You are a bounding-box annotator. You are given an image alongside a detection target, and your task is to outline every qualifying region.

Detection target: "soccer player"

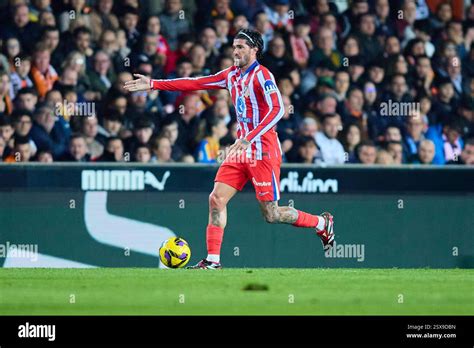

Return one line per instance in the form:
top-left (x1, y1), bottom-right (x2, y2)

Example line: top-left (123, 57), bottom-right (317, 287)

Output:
top-left (124, 29), bottom-right (335, 269)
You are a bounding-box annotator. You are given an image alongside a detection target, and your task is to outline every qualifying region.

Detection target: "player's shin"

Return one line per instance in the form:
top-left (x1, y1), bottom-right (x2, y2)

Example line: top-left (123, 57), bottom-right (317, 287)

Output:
top-left (206, 224), bottom-right (224, 263)
top-left (292, 210), bottom-right (325, 230)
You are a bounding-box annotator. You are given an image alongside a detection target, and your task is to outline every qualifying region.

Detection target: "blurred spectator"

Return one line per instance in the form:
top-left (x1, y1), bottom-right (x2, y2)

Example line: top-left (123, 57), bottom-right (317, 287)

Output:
top-left (253, 11), bottom-right (274, 51)
top-left (384, 125), bottom-right (403, 143)
top-left (58, 0), bottom-right (92, 34)
top-left (448, 138), bottom-right (474, 165)
top-left (213, 15), bottom-right (231, 49)
top-left (151, 135), bottom-right (173, 163)
top-left (29, 105), bottom-right (68, 159)
top-left (426, 118), bottom-right (464, 165)
top-left (375, 149), bottom-right (394, 165)
top-left (0, 71), bottom-right (13, 115)
top-left (277, 94), bottom-right (301, 143)
top-left (290, 16), bottom-right (312, 68)
top-left (261, 35), bottom-right (293, 80)
top-left (40, 26), bottom-right (62, 70)
top-left (386, 140), bottom-right (404, 164)
top-left (0, 114), bottom-right (14, 152)
top-left (36, 149), bottom-right (54, 163)
top-left (11, 109), bottom-right (36, 155)
top-left (89, 0), bottom-right (120, 42)
top-left (264, 0), bottom-right (293, 32)
top-left (159, 116), bottom-right (183, 161)
top-left (87, 50), bottom-right (116, 100)
top-left (29, 0), bottom-right (53, 23)
top-left (3, 136), bottom-right (32, 163)
top-left (412, 139), bottom-right (435, 165)
top-left (340, 123), bottom-right (361, 163)
top-left (316, 113), bottom-right (345, 165)
top-left (124, 117), bottom-right (155, 155)
top-left (0, 135), bottom-right (5, 161)
top-left (196, 116), bottom-right (228, 163)
top-left (355, 140), bottom-right (377, 164)
top-left (95, 136), bottom-right (124, 162)
top-left (120, 6), bottom-right (141, 50)
top-left (14, 88), bottom-right (38, 113)
top-left (355, 13), bottom-right (383, 63)
top-left (403, 114), bottom-right (426, 162)
top-left (61, 133), bottom-right (90, 162)
top-left (159, 0), bottom-right (191, 51)
top-left (294, 135), bottom-right (321, 164)
top-left (81, 116), bottom-right (104, 159)
top-left (2, 4), bottom-right (40, 54)
top-left (334, 70), bottom-right (350, 103)
top-left (339, 87), bottom-right (367, 133)
top-left (176, 94), bottom-right (202, 155)
top-left (4, 37), bottom-right (21, 71)
top-left (30, 43), bottom-right (58, 99)
top-left (134, 144), bottom-right (152, 163)
top-left (97, 112), bottom-right (124, 144)
top-left (10, 54), bottom-right (34, 97)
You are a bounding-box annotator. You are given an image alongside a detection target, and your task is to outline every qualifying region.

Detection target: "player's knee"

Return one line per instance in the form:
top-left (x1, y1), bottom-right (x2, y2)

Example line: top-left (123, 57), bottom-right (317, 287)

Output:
top-left (209, 191), bottom-right (226, 210)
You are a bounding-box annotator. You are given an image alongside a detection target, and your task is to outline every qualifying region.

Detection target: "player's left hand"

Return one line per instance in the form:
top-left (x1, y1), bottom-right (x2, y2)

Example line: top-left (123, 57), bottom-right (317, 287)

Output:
top-left (226, 138), bottom-right (250, 159)
top-left (123, 74), bottom-right (151, 92)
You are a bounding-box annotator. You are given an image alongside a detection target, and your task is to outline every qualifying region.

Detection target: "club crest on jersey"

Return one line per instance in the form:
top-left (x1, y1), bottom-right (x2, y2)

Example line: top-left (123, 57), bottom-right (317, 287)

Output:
top-left (237, 95), bottom-right (246, 115)
top-left (264, 80), bottom-right (277, 95)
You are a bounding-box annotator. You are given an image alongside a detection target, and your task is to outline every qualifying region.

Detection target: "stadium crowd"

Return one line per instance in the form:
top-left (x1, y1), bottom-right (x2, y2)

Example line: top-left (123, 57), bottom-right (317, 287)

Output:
top-left (0, 0), bottom-right (473, 165)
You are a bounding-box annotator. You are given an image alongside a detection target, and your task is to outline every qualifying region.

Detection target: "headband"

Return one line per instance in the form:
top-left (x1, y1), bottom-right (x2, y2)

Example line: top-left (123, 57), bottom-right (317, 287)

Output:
top-left (237, 31), bottom-right (255, 46)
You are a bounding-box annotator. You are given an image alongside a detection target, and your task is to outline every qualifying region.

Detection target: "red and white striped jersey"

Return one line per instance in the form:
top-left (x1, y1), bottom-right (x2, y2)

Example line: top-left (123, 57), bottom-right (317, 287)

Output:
top-left (150, 61), bottom-right (284, 160)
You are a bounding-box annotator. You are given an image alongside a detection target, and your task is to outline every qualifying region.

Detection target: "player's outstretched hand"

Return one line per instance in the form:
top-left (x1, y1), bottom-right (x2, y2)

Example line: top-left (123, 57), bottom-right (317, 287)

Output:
top-left (226, 138), bottom-right (250, 160)
top-left (123, 74), bottom-right (152, 92)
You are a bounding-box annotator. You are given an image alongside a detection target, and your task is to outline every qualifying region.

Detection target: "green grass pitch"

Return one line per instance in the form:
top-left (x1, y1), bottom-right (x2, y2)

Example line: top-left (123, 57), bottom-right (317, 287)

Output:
top-left (0, 268), bottom-right (472, 315)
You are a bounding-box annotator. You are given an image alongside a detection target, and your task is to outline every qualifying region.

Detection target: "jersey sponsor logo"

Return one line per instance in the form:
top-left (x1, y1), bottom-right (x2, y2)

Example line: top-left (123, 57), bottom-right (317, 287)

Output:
top-left (81, 170), bottom-right (170, 191)
top-left (263, 79), bottom-right (278, 95)
top-left (252, 177), bottom-right (271, 187)
top-left (280, 171), bottom-right (338, 193)
top-left (237, 115), bottom-right (252, 123)
top-left (237, 95), bottom-right (246, 115)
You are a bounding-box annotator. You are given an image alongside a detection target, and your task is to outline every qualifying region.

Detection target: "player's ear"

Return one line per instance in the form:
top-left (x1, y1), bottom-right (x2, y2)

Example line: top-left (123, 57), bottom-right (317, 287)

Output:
top-left (252, 46), bottom-right (258, 57)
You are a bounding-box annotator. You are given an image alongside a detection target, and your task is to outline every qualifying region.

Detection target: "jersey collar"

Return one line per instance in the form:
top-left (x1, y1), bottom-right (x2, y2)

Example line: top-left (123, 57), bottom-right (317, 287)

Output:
top-left (240, 60), bottom-right (259, 77)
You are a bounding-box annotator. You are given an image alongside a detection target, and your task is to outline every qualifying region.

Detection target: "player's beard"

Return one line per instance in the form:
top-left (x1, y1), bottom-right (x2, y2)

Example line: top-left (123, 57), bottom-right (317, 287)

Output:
top-left (234, 55), bottom-right (249, 68)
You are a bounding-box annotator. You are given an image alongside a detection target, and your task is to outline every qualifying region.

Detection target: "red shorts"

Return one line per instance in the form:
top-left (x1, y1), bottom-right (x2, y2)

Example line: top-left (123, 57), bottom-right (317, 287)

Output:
top-left (215, 154), bottom-right (281, 201)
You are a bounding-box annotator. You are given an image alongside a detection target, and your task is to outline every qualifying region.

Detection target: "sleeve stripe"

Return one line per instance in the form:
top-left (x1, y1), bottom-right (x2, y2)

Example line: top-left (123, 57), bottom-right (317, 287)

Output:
top-left (246, 70), bottom-right (283, 142)
top-left (151, 67), bottom-right (231, 91)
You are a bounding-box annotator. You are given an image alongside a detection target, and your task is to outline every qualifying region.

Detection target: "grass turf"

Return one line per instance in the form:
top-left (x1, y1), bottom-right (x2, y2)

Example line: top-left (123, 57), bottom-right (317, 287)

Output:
top-left (0, 268), bottom-right (472, 315)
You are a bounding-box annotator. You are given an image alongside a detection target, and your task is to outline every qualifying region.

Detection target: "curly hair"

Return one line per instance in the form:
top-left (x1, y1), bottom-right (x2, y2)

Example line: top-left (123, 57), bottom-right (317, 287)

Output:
top-left (235, 29), bottom-right (264, 60)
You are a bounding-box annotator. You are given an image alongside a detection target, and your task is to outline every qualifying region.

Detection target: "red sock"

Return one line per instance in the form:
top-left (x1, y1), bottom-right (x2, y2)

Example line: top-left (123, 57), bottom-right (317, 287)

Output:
top-left (292, 210), bottom-right (319, 228)
top-left (206, 224), bottom-right (224, 255)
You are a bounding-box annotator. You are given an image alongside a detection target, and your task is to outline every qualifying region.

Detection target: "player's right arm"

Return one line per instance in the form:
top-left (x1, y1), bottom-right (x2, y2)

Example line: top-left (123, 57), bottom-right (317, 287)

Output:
top-left (124, 67), bottom-right (232, 92)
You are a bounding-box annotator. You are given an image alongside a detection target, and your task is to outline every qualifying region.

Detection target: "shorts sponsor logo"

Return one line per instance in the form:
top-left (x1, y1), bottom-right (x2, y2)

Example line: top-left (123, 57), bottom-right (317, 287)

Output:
top-left (18, 322), bottom-right (56, 341)
top-left (258, 191), bottom-right (270, 196)
top-left (280, 171), bottom-right (338, 193)
top-left (252, 177), bottom-right (271, 187)
top-left (81, 170), bottom-right (170, 191)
